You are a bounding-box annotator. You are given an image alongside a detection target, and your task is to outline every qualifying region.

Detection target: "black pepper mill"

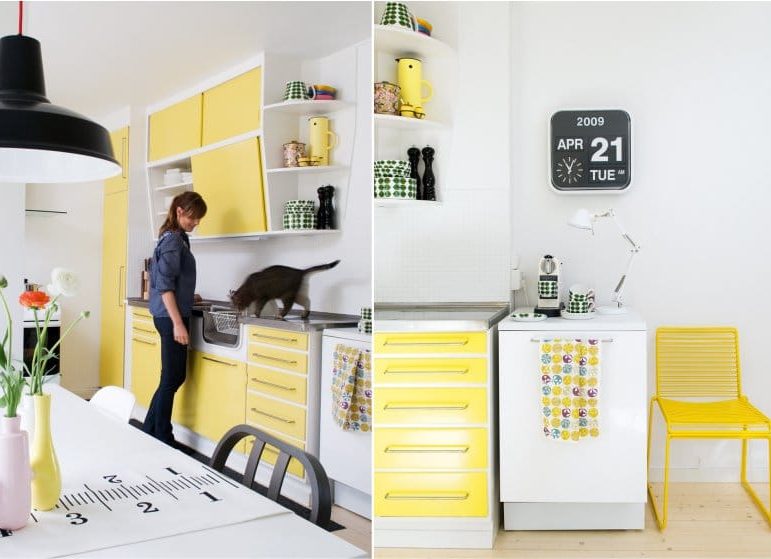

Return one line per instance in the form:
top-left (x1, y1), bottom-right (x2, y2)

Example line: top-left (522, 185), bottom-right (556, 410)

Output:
top-left (316, 185), bottom-right (335, 229)
top-left (407, 146), bottom-right (422, 200)
top-left (421, 146), bottom-right (436, 201)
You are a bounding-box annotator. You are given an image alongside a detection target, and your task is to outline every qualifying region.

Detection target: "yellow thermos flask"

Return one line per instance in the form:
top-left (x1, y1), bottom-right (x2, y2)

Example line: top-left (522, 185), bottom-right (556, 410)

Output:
top-left (308, 116), bottom-right (338, 166)
top-left (396, 57), bottom-right (433, 111)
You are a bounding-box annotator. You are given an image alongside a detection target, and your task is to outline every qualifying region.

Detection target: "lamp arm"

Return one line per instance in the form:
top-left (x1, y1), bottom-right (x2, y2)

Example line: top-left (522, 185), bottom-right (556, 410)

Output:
top-left (607, 211), bottom-right (641, 306)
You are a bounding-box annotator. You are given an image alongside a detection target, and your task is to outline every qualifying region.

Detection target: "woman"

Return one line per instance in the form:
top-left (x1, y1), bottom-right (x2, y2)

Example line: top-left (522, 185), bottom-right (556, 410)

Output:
top-left (143, 191), bottom-right (207, 445)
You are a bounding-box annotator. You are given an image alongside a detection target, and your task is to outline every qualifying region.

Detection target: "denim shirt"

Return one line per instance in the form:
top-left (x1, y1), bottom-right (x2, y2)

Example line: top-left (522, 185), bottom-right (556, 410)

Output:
top-left (149, 230), bottom-right (196, 318)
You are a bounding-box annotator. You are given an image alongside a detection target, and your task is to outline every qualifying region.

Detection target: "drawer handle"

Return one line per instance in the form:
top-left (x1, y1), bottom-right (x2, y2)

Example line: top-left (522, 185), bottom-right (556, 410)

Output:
top-left (252, 352), bottom-right (298, 365)
top-left (383, 368), bottom-right (468, 375)
top-left (202, 356), bottom-right (237, 367)
top-left (250, 408), bottom-right (296, 424)
top-left (252, 332), bottom-right (299, 343)
top-left (384, 491), bottom-right (469, 501)
top-left (132, 326), bottom-right (156, 335)
top-left (132, 337), bottom-right (156, 346)
top-left (251, 378), bottom-right (296, 391)
top-left (530, 338), bottom-right (615, 343)
top-left (383, 402), bottom-right (469, 411)
top-left (384, 339), bottom-right (469, 347)
top-left (384, 445), bottom-right (469, 454)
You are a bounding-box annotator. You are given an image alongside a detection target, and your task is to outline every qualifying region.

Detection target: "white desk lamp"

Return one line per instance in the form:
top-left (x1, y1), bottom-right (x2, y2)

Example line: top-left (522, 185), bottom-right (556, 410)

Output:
top-left (568, 208), bottom-right (641, 314)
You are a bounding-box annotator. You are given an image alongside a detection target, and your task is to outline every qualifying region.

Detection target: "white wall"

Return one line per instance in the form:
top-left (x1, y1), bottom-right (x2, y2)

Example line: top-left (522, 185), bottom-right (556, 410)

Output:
top-left (374, 2), bottom-right (512, 303)
top-left (0, 185), bottom-right (25, 370)
top-left (511, 2), bottom-right (771, 480)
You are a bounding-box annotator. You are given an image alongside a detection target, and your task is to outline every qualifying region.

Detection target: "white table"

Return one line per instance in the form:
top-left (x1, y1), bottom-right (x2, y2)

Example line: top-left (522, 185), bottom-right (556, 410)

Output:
top-left (1, 385), bottom-right (367, 558)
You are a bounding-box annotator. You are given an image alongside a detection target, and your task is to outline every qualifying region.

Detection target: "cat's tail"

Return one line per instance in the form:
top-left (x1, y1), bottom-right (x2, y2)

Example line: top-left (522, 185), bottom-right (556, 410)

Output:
top-left (304, 260), bottom-right (340, 274)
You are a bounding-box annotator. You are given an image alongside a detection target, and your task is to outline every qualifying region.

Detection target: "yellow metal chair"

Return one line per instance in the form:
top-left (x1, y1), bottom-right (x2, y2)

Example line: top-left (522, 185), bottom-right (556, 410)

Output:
top-left (648, 327), bottom-right (771, 529)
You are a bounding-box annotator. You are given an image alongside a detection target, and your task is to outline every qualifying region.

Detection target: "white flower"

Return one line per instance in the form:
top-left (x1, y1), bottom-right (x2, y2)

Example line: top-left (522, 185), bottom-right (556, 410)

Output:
top-left (49, 268), bottom-right (79, 297)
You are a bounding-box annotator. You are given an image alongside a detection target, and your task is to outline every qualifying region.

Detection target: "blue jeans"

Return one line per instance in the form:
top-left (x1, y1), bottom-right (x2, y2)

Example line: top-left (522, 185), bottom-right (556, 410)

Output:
top-left (142, 316), bottom-right (189, 445)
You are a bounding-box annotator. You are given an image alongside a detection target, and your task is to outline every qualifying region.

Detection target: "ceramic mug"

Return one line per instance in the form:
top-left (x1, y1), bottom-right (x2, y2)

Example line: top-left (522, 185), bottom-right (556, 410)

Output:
top-left (380, 2), bottom-right (416, 31)
top-left (308, 84), bottom-right (336, 100)
top-left (284, 80), bottom-right (310, 101)
top-left (374, 81), bottom-right (400, 115)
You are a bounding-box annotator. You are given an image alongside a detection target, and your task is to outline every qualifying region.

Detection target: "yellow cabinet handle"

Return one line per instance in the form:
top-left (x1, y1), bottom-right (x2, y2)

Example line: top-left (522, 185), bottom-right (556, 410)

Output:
top-left (132, 326), bottom-right (156, 335)
top-left (251, 352), bottom-right (298, 365)
top-left (384, 445), bottom-right (469, 454)
top-left (251, 332), bottom-right (299, 343)
top-left (251, 378), bottom-right (296, 391)
top-left (383, 339), bottom-right (469, 346)
top-left (385, 491), bottom-right (469, 501)
top-left (202, 356), bottom-right (237, 367)
top-left (383, 368), bottom-right (468, 375)
top-left (250, 408), bottom-right (295, 424)
top-left (383, 402), bottom-right (469, 411)
top-left (132, 337), bottom-right (156, 346)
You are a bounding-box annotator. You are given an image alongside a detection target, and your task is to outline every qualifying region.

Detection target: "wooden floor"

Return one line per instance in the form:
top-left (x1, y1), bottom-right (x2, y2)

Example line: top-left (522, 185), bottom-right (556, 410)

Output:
top-left (375, 484), bottom-right (771, 558)
top-left (333, 505), bottom-right (372, 555)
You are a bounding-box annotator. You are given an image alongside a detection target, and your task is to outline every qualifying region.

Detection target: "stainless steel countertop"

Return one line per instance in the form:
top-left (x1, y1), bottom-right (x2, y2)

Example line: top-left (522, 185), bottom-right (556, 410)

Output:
top-left (126, 298), bottom-right (358, 333)
top-left (374, 302), bottom-right (509, 331)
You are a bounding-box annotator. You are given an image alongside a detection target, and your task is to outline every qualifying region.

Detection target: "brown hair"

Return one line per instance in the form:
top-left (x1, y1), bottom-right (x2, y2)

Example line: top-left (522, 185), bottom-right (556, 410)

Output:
top-left (159, 191), bottom-right (207, 236)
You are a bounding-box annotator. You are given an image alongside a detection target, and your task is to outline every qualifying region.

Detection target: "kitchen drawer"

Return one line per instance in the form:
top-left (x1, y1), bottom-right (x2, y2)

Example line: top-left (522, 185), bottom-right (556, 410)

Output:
top-left (247, 364), bottom-right (307, 406)
top-left (247, 325), bottom-right (308, 351)
top-left (375, 472), bottom-right (488, 517)
top-left (246, 392), bottom-right (306, 440)
top-left (375, 332), bottom-right (487, 355)
top-left (375, 357), bottom-right (487, 385)
top-left (374, 428), bottom-right (488, 470)
top-left (244, 431), bottom-right (305, 479)
top-left (131, 307), bottom-right (153, 321)
top-left (248, 345), bottom-right (307, 375)
top-left (375, 387), bottom-right (487, 426)
top-left (131, 323), bottom-right (158, 339)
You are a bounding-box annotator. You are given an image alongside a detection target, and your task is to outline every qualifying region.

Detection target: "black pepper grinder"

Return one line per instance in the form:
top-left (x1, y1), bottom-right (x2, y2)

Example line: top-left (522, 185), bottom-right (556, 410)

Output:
top-left (407, 146), bottom-right (423, 200)
top-left (316, 185), bottom-right (335, 229)
top-left (421, 146), bottom-right (436, 201)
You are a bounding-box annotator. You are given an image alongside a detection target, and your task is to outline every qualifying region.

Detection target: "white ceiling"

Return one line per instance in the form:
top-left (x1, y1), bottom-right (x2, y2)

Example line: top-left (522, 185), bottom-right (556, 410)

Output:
top-left (0, 1), bottom-right (371, 120)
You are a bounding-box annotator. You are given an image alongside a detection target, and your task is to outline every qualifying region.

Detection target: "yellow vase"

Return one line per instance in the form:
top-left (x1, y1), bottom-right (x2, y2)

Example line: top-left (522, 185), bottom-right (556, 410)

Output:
top-left (396, 57), bottom-right (433, 110)
top-left (30, 393), bottom-right (61, 511)
top-left (308, 116), bottom-right (338, 166)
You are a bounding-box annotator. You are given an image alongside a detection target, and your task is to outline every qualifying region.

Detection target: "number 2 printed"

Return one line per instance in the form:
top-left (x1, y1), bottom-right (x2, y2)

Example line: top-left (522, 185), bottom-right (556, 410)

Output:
top-left (590, 136), bottom-right (623, 163)
top-left (137, 501), bottom-right (159, 513)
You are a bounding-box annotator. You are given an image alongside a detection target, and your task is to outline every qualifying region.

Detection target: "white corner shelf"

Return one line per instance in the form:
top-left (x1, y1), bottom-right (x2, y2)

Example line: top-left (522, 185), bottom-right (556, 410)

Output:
top-left (155, 181), bottom-right (193, 191)
top-left (267, 165), bottom-right (348, 175)
top-left (264, 100), bottom-right (353, 115)
top-left (374, 113), bottom-right (445, 130)
top-left (190, 229), bottom-right (340, 242)
top-left (374, 25), bottom-right (454, 59)
top-left (375, 199), bottom-right (441, 207)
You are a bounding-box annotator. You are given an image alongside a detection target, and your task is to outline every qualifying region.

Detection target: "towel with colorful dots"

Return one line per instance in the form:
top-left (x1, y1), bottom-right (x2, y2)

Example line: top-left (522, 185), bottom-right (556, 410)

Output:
top-left (331, 343), bottom-right (372, 432)
top-left (539, 338), bottom-right (601, 441)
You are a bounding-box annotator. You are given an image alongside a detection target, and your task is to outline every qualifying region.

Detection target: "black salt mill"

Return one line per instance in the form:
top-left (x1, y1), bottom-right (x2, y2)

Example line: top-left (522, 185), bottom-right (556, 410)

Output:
top-left (421, 146), bottom-right (436, 201)
top-left (407, 146), bottom-right (422, 200)
top-left (316, 185), bottom-right (335, 229)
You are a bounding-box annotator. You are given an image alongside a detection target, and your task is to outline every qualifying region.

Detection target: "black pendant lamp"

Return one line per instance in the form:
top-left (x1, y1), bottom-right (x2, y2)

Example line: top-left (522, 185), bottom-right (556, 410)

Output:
top-left (0, 2), bottom-right (120, 183)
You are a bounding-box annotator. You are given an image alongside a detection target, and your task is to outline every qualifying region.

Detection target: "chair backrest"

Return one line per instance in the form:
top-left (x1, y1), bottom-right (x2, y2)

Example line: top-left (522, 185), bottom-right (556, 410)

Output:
top-left (210, 424), bottom-right (332, 528)
top-left (89, 386), bottom-right (136, 423)
top-left (655, 327), bottom-right (742, 399)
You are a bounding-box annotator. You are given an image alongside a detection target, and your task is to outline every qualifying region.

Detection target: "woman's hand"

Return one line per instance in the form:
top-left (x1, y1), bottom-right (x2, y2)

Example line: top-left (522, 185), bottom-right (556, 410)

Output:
top-left (173, 321), bottom-right (190, 345)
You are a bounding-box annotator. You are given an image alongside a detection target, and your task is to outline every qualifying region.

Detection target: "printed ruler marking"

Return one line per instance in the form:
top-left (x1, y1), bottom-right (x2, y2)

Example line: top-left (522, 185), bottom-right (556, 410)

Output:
top-left (145, 475), bottom-right (178, 501)
top-left (84, 483), bottom-right (112, 512)
top-left (122, 485), bottom-right (139, 499)
top-left (182, 475), bottom-right (201, 489)
top-left (30, 513), bottom-right (38, 523)
top-left (64, 495), bottom-right (74, 507)
top-left (57, 498), bottom-right (69, 511)
top-left (201, 465), bottom-right (238, 488)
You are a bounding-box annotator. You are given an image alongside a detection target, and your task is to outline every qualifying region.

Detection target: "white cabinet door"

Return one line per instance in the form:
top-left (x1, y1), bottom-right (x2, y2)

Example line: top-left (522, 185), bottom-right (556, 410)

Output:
top-left (499, 330), bottom-right (647, 503)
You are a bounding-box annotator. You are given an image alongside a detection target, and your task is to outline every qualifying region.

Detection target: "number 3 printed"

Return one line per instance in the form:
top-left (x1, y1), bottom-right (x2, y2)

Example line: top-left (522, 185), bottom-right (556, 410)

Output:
top-left (66, 512), bottom-right (88, 525)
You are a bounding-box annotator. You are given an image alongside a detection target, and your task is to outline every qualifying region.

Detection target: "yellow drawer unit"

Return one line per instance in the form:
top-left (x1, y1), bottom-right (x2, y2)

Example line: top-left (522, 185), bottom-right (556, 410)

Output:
top-left (244, 430), bottom-right (305, 479)
top-left (375, 331), bottom-right (487, 355)
top-left (131, 307), bottom-right (153, 321)
top-left (375, 427), bottom-right (488, 470)
top-left (248, 344), bottom-right (307, 375)
top-left (130, 333), bottom-right (160, 409)
top-left (247, 325), bottom-right (308, 351)
top-left (375, 472), bottom-right (488, 517)
top-left (148, 94), bottom-right (203, 161)
top-left (375, 387), bottom-right (487, 425)
top-left (247, 364), bottom-right (307, 406)
top-left (246, 392), bottom-right (306, 441)
top-left (131, 323), bottom-right (157, 338)
top-left (375, 357), bottom-right (487, 385)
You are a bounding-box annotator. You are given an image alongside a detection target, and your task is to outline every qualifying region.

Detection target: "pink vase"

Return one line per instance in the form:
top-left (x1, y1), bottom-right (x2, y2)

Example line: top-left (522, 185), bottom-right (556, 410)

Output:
top-left (0, 415), bottom-right (32, 530)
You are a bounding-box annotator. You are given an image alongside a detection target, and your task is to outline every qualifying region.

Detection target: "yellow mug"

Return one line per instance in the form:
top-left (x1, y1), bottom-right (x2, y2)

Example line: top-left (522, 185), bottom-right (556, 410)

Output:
top-left (396, 57), bottom-right (433, 109)
top-left (308, 116), bottom-right (338, 166)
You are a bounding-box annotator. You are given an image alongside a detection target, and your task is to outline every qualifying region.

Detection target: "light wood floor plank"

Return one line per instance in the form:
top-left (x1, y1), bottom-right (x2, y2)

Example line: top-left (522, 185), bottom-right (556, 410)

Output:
top-left (333, 505), bottom-right (372, 555)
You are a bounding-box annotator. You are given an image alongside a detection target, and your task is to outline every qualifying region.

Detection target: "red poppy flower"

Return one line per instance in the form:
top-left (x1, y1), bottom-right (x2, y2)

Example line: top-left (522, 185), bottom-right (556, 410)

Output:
top-left (19, 290), bottom-right (51, 310)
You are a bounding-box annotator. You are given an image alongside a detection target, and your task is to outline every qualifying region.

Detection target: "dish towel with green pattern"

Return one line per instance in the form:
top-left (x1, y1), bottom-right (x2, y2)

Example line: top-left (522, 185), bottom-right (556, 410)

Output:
top-left (331, 344), bottom-right (372, 432)
top-left (539, 338), bottom-right (601, 441)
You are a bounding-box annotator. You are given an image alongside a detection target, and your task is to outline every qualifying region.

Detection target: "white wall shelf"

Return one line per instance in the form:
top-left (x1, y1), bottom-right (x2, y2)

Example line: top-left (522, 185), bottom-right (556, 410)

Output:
top-left (375, 199), bottom-right (441, 207)
top-left (374, 113), bottom-right (445, 130)
top-left (190, 229), bottom-right (340, 242)
top-left (264, 100), bottom-right (353, 115)
top-left (267, 165), bottom-right (348, 175)
top-left (374, 25), bottom-right (454, 59)
top-left (155, 182), bottom-right (192, 191)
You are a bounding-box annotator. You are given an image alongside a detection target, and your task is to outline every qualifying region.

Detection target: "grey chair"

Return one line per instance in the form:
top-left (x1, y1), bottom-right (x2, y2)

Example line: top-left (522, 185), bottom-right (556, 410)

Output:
top-left (210, 424), bottom-right (332, 528)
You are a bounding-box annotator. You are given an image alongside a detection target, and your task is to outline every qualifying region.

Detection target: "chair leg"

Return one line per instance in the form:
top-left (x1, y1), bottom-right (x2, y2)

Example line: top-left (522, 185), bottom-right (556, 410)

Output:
top-left (740, 435), bottom-right (771, 526)
top-left (647, 399), bottom-right (668, 530)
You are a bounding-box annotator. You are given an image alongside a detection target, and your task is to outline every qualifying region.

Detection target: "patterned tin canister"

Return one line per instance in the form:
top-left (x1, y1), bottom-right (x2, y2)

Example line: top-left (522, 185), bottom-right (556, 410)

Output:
top-left (374, 81), bottom-right (401, 115)
top-left (283, 211), bottom-right (317, 230)
top-left (282, 141), bottom-right (305, 168)
top-left (374, 176), bottom-right (417, 199)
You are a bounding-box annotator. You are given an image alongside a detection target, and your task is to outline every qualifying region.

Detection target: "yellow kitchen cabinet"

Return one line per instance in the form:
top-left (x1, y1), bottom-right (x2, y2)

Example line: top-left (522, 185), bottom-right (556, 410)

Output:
top-left (375, 427), bottom-right (488, 470)
top-left (375, 387), bottom-right (488, 426)
top-left (130, 329), bottom-right (160, 409)
top-left (247, 325), bottom-right (308, 351)
top-left (202, 67), bottom-right (262, 146)
top-left (104, 126), bottom-right (129, 194)
top-left (375, 472), bottom-right (488, 517)
top-left (375, 357), bottom-right (488, 385)
top-left (374, 331), bottom-right (488, 355)
top-left (175, 351), bottom-right (246, 444)
top-left (99, 189), bottom-right (128, 387)
top-left (148, 95), bottom-right (202, 162)
top-left (191, 138), bottom-right (267, 236)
